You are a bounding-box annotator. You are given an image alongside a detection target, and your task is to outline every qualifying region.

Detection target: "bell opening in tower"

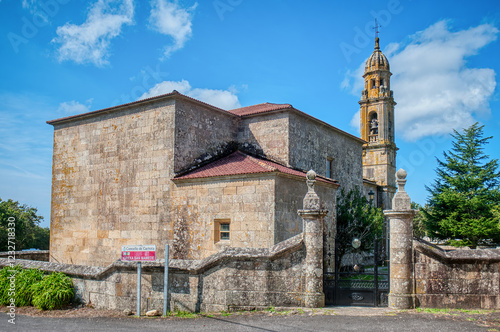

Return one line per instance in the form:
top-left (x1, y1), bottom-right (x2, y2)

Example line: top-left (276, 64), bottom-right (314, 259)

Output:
top-left (369, 112), bottom-right (378, 143)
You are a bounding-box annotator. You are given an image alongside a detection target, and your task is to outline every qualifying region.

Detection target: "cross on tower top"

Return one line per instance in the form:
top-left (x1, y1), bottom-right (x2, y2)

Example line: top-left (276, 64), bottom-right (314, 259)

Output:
top-left (372, 18), bottom-right (381, 38)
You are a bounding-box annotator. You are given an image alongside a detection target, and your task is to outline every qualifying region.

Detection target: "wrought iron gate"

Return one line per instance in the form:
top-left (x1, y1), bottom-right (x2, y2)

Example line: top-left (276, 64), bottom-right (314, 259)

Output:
top-left (324, 224), bottom-right (389, 306)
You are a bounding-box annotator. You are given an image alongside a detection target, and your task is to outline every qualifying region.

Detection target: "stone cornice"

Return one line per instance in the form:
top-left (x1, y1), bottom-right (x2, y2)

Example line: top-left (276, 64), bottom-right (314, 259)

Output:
top-left (414, 237), bottom-right (500, 264)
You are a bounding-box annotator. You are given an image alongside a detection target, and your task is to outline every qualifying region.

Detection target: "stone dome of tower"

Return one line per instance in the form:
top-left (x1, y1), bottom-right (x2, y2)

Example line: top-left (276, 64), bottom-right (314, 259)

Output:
top-left (365, 37), bottom-right (390, 73)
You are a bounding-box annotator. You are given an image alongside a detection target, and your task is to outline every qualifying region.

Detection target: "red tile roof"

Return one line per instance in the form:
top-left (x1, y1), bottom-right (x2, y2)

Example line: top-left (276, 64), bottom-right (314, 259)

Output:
top-left (228, 103), bottom-right (293, 116)
top-left (173, 151), bottom-right (338, 185)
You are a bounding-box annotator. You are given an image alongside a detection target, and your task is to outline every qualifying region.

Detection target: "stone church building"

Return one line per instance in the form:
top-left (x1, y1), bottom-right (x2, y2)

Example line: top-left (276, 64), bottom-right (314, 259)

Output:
top-left (47, 38), bottom-right (396, 268)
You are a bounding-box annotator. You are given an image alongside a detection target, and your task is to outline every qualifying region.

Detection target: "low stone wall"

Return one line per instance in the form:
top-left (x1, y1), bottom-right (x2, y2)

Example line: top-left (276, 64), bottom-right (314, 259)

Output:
top-left (0, 250), bottom-right (49, 261)
top-left (0, 234), bottom-right (308, 313)
top-left (414, 238), bottom-right (500, 309)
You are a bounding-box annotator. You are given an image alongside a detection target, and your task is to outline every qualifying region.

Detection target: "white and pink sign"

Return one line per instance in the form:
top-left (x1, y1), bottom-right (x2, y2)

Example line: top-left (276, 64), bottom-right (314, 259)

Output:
top-left (121, 245), bottom-right (156, 262)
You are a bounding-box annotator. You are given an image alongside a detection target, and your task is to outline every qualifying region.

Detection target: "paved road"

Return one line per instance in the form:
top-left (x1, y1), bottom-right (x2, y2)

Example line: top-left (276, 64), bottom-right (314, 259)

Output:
top-left (0, 310), bottom-right (493, 332)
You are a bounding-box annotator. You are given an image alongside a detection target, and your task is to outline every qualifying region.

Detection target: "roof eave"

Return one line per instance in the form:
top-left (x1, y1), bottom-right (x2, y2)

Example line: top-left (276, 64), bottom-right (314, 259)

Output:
top-left (47, 91), bottom-right (237, 126)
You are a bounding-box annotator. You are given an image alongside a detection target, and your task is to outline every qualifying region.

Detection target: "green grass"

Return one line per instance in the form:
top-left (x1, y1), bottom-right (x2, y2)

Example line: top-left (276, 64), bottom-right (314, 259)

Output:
top-left (415, 307), bottom-right (494, 315)
top-left (174, 310), bottom-right (198, 318)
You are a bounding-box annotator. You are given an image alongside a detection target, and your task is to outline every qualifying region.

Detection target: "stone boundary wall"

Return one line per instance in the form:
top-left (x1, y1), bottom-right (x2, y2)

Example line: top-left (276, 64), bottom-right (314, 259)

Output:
top-left (413, 237), bottom-right (500, 309)
top-left (0, 250), bottom-right (49, 261)
top-left (0, 234), bottom-right (309, 313)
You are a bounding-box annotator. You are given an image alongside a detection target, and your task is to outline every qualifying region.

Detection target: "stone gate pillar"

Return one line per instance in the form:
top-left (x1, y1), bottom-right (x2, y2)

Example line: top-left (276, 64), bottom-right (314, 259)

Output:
top-left (298, 170), bottom-right (328, 308)
top-left (384, 169), bottom-right (417, 309)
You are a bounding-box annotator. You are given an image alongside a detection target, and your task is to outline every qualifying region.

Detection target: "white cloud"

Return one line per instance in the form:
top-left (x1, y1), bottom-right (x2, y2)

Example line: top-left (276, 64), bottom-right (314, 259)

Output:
top-left (22, 0), bottom-right (37, 11)
top-left (149, 0), bottom-right (197, 58)
top-left (53, 0), bottom-right (134, 66)
top-left (343, 20), bottom-right (498, 141)
top-left (139, 80), bottom-right (241, 110)
top-left (21, 0), bottom-right (50, 23)
top-left (57, 100), bottom-right (92, 114)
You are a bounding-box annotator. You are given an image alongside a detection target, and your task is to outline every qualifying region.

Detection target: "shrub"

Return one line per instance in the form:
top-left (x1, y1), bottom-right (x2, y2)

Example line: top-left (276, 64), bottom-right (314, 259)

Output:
top-left (15, 268), bottom-right (44, 306)
top-left (32, 272), bottom-right (74, 310)
top-left (0, 265), bottom-right (23, 305)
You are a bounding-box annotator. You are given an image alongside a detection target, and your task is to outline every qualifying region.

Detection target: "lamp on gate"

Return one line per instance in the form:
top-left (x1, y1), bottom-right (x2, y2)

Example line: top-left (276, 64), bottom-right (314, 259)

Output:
top-left (368, 190), bottom-right (375, 204)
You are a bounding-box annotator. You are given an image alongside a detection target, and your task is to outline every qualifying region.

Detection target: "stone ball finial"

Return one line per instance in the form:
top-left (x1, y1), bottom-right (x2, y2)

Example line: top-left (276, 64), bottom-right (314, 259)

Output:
top-left (306, 170), bottom-right (316, 180)
top-left (303, 170), bottom-right (320, 210)
top-left (396, 169), bottom-right (407, 180)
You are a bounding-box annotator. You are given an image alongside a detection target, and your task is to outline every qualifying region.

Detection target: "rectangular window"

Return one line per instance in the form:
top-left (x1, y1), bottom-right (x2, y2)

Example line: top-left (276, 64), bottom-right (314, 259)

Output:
top-left (220, 223), bottom-right (230, 240)
top-left (326, 157), bottom-right (334, 178)
top-left (214, 219), bottom-right (230, 242)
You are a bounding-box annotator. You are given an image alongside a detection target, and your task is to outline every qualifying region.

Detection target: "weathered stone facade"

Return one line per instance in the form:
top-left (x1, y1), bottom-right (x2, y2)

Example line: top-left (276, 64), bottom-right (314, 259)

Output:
top-left (235, 109), bottom-right (365, 190)
top-left (288, 112), bottom-right (364, 193)
top-left (48, 37), bottom-right (396, 296)
top-left (171, 175), bottom-right (276, 259)
top-left (1, 172), bottom-right (331, 312)
top-left (237, 111), bottom-right (290, 167)
top-left (48, 93), bottom-right (347, 267)
top-left (414, 239), bottom-right (500, 309)
top-left (49, 99), bottom-right (177, 267)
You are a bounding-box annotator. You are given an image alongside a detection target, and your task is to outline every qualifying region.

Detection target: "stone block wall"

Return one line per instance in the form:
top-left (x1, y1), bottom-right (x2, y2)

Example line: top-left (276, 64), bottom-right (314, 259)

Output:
top-left (0, 250), bottom-right (49, 261)
top-left (0, 234), bottom-right (309, 313)
top-left (413, 238), bottom-right (500, 309)
top-left (48, 92), bottom-right (361, 269)
top-left (174, 98), bottom-right (238, 173)
top-left (288, 112), bottom-right (364, 193)
top-left (274, 177), bottom-right (337, 273)
top-left (236, 112), bottom-right (290, 166)
top-left (362, 145), bottom-right (396, 188)
top-left (50, 100), bottom-right (177, 267)
top-left (171, 174), bottom-right (276, 260)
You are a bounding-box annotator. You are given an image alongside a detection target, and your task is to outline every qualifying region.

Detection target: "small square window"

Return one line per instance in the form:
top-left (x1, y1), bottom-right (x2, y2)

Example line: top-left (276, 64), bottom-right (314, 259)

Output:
top-left (215, 219), bottom-right (230, 242)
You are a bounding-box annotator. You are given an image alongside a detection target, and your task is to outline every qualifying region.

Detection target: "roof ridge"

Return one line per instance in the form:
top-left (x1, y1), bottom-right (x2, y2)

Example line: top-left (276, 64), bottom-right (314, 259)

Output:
top-left (229, 102), bottom-right (292, 111)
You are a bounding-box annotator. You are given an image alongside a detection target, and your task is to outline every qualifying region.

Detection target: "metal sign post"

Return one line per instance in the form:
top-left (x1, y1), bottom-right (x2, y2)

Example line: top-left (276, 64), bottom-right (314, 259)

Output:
top-left (136, 261), bottom-right (141, 317)
top-left (163, 244), bottom-right (169, 316)
top-left (121, 245), bottom-right (156, 317)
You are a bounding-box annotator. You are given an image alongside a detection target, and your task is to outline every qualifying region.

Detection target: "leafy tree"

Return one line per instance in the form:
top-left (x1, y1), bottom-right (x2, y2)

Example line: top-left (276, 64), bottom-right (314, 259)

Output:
top-left (423, 123), bottom-right (500, 248)
top-left (411, 202), bottom-right (427, 239)
top-left (336, 187), bottom-right (385, 260)
top-left (0, 198), bottom-right (49, 251)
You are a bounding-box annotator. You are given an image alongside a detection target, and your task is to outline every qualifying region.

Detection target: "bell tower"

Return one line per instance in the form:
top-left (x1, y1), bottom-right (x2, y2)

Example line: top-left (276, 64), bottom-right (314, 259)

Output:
top-left (360, 37), bottom-right (397, 209)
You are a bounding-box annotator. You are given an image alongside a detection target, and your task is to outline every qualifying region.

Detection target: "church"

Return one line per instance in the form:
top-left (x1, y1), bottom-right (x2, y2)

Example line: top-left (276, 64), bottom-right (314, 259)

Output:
top-left (47, 37), bottom-right (396, 268)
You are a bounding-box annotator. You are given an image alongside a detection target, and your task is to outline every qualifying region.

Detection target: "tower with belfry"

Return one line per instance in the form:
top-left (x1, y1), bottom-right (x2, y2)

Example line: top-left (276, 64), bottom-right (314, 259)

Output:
top-left (359, 36), bottom-right (397, 210)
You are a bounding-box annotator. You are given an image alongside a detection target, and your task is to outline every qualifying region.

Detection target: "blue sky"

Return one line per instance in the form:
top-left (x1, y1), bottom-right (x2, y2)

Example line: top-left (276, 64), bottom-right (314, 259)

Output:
top-left (1, 0), bottom-right (499, 228)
